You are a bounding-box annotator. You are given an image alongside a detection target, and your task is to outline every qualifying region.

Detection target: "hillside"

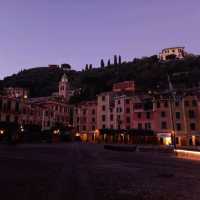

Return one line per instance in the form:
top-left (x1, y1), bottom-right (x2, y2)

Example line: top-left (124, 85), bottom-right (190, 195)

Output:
top-left (1, 55), bottom-right (200, 103)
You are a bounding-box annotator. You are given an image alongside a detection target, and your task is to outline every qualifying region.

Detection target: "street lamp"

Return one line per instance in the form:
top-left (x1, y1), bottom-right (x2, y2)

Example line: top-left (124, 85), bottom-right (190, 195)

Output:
top-left (0, 129), bottom-right (4, 135)
top-left (168, 75), bottom-right (177, 149)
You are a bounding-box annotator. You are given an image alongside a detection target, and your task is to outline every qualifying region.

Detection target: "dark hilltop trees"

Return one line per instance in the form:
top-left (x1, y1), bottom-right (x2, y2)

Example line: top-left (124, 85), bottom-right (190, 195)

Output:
top-left (1, 54), bottom-right (200, 103)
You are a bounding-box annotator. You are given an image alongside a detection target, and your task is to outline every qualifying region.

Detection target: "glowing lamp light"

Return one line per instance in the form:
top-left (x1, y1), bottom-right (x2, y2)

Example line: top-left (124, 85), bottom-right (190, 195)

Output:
top-left (0, 130), bottom-right (4, 135)
top-left (20, 125), bottom-right (24, 132)
top-left (76, 133), bottom-right (80, 137)
top-left (53, 129), bottom-right (60, 135)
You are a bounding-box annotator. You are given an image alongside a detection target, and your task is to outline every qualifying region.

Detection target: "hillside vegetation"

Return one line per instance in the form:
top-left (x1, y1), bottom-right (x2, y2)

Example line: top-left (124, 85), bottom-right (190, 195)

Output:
top-left (1, 55), bottom-right (200, 103)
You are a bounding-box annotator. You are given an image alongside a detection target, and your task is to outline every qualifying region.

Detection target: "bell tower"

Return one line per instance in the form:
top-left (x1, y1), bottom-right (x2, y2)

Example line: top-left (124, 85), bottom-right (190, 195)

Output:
top-left (59, 73), bottom-right (70, 102)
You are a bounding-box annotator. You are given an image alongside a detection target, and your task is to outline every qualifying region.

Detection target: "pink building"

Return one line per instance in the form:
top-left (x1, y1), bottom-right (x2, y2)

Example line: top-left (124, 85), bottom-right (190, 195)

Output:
top-left (154, 94), bottom-right (200, 146)
top-left (73, 100), bottom-right (97, 141)
top-left (132, 95), bottom-right (154, 131)
top-left (0, 73), bottom-right (72, 132)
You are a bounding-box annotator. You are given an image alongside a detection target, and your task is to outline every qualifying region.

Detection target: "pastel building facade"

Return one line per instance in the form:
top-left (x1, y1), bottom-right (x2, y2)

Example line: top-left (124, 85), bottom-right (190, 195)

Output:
top-left (73, 100), bottom-right (98, 141)
top-left (4, 87), bottom-right (29, 99)
top-left (0, 73), bottom-right (72, 132)
top-left (73, 80), bottom-right (200, 146)
top-left (97, 92), bottom-right (115, 130)
top-left (159, 47), bottom-right (186, 61)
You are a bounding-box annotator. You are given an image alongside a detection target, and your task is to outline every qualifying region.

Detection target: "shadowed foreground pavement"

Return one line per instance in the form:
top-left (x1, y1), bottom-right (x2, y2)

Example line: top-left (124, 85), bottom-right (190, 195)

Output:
top-left (0, 143), bottom-right (200, 200)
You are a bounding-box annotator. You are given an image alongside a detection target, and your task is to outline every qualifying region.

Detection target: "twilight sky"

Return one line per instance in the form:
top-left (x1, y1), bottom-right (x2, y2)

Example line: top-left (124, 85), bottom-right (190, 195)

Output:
top-left (0, 0), bottom-right (200, 79)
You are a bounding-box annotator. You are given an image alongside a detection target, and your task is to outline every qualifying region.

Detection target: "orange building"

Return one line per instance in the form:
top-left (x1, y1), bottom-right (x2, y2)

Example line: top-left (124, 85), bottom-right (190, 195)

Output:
top-left (112, 81), bottom-right (135, 92)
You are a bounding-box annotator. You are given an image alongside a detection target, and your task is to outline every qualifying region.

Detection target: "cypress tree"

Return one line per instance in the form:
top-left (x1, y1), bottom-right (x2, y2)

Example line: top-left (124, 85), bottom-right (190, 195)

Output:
top-left (107, 59), bottom-right (111, 67)
top-left (85, 64), bottom-right (89, 70)
top-left (100, 59), bottom-right (105, 68)
top-left (118, 55), bottom-right (122, 65)
top-left (114, 55), bottom-right (118, 65)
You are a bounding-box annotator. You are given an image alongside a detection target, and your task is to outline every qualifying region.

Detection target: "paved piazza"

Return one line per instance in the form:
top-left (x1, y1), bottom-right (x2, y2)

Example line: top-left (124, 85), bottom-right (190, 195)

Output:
top-left (0, 143), bottom-right (200, 200)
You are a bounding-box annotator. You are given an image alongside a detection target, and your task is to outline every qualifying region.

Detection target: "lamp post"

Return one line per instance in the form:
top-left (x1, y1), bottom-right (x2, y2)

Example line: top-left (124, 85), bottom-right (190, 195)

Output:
top-left (168, 75), bottom-right (177, 149)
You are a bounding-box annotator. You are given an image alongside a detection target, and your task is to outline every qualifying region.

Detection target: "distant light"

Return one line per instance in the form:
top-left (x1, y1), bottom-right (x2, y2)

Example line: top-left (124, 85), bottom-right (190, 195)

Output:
top-left (0, 130), bottom-right (4, 135)
top-left (53, 129), bottom-right (60, 135)
top-left (175, 149), bottom-right (200, 156)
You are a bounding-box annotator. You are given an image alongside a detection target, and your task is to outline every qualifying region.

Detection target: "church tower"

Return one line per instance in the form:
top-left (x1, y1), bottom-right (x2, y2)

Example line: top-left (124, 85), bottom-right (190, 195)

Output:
top-left (59, 73), bottom-right (70, 102)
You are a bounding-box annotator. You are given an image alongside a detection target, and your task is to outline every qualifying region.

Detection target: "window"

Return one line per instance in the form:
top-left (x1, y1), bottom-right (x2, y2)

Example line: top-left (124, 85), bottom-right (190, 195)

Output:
top-left (118, 107), bottom-right (121, 112)
top-left (55, 105), bottom-right (58, 111)
top-left (175, 101), bottom-right (179, 107)
top-left (102, 105), bottom-right (106, 111)
top-left (135, 103), bottom-right (142, 109)
top-left (83, 109), bottom-right (86, 115)
top-left (190, 123), bottom-right (196, 131)
top-left (126, 99), bottom-right (130, 104)
top-left (176, 137), bottom-right (179, 144)
top-left (15, 102), bottom-right (19, 112)
top-left (145, 123), bottom-right (151, 130)
top-left (118, 100), bottom-right (120, 104)
top-left (126, 108), bottom-right (130, 113)
top-left (77, 117), bottom-right (79, 122)
top-left (92, 109), bottom-right (95, 115)
top-left (137, 112), bottom-right (141, 119)
top-left (192, 100), bottom-right (197, 107)
top-left (176, 123), bottom-right (181, 131)
top-left (157, 102), bottom-right (160, 108)
top-left (14, 116), bottom-right (18, 123)
top-left (0, 100), bottom-right (2, 111)
top-left (6, 115), bottom-right (10, 122)
top-left (92, 126), bottom-right (95, 130)
top-left (110, 115), bottom-right (113, 121)
top-left (164, 101), bottom-right (168, 108)
top-left (102, 124), bottom-right (106, 129)
top-left (92, 117), bottom-right (95, 123)
top-left (83, 117), bottom-right (86, 123)
top-left (184, 100), bottom-right (189, 107)
top-left (146, 112), bottom-right (151, 119)
top-left (126, 117), bottom-right (130, 123)
top-left (138, 123), bottom-right (142, 129)
top-left (126, 126), bottom-right (130, 130)
top-left (45, 111), bottom-right (48, 116)
top-left (161, 121), bottom-right (167, 129)
top-left (7, 101), bottom-right (11, 111)
top-left (102, 96), bottom-right (105, 101)
top-left (83, 126), bottom-right (86, 131)
top-left (189, 110), bottom-right (195, 119)
top-left (161, 111), bottom-right (166, 118)
top-left (102, 115), bottom-right (106, 122)
top-left (176, 112), bottom-right (180, 119)
top-left (110, 125), bottom-right (114, 129)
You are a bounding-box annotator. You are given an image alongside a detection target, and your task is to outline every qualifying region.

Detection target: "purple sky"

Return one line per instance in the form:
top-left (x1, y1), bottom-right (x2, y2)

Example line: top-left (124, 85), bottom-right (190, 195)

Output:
top-left (0, 0), bottom-right (200, 79)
